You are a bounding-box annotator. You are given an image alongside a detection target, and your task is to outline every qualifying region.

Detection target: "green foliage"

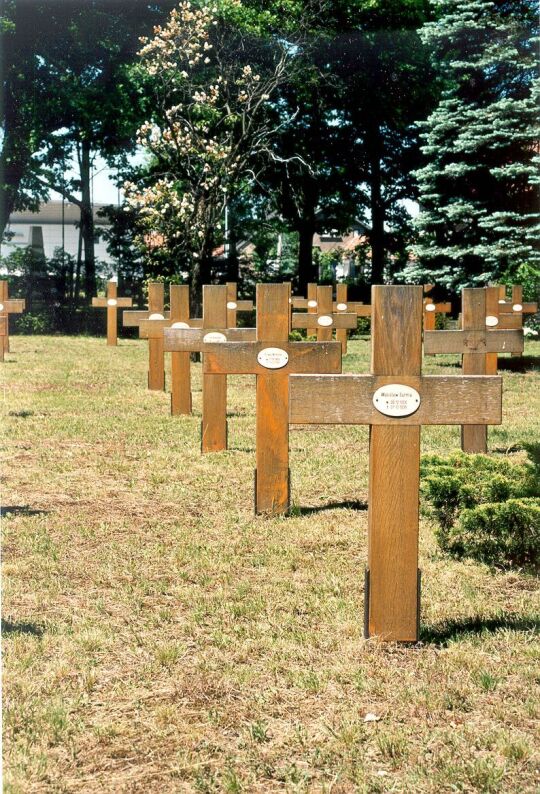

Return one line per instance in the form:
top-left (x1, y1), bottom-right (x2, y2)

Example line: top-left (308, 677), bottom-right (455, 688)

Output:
top-left (421, 450), bottom-right (540, 570)
top-left (408, 0), bottom-right (540, 289)
top-left (15, 313), bottom-right (52, 335)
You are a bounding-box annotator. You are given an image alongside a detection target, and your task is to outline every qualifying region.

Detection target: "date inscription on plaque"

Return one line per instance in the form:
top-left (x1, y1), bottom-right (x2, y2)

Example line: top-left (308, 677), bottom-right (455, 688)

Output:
top-left (257, 347), bottom-right (289, 369)
top-left (373, 384), bottom-right (421, 418)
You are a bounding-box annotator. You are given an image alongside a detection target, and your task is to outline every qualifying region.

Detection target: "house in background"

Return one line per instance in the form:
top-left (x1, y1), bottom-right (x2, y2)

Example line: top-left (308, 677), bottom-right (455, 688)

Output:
top-left (1, 201), bottom-right (114, 264)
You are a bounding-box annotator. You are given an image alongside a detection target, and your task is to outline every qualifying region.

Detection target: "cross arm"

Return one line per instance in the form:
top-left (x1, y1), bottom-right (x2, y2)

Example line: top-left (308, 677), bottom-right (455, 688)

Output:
top-left (122, 310), bottom-right (171, 327)
top-left (424, 329), bottom-right (524, 355)
top-left (204, 341), bottom-right (342, 375)
top-left (425, 301), bottom-right (452, 313)
top-left (332, 301), bottom-right (371, 317)
top-left (230, 299), bottom-right (254, 312)
top-left (289, 374), bottom-right (502, 426)
top-left (139, 317), bottom-right (203, 338)
top-left (92, 297), bottom-right (132, 308)
top-left (0, 299), bottom-right (25, 314)
top-left (291, 297), bottom-right (317, 310)
top-left (291, 313), bottom-right (358, 330)
top-left (164, 326), bottom-right (256, 352)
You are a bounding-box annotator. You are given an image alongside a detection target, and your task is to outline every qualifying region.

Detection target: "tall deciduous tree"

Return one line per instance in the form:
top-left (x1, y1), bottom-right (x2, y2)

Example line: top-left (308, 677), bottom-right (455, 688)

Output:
top-left (411, 0), bottom-right (539, 288)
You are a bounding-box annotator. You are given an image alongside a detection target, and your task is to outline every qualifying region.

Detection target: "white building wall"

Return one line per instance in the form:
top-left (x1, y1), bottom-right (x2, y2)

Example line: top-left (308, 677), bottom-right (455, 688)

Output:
top-left (1, 222), bottom-right (113, 263)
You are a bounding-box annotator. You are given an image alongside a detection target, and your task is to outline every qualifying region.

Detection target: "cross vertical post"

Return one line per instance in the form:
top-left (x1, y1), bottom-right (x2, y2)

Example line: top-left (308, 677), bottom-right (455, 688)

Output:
top-left (368, 286), bottom-right (422, 641)
top-left (485, 286), bottom-right (500, 375)
top-left (461, 289), bottom-right (488, 452)
top-left (316, 285), bottom-right (333, 342)
top-left (106, 281), bottom-right (118, 346)
top-left (0, 280), bottom-right (25, 358)
top-left (202, 285), bottom-right (228, 452)
top-left (170, 285), bottom-right (192, 415)
top-left (255, 283), bottom-right (291, 513)
top-left (147, 282), bottom-right (166, 391)
top-left (335, 283), bottom-right (349, 353)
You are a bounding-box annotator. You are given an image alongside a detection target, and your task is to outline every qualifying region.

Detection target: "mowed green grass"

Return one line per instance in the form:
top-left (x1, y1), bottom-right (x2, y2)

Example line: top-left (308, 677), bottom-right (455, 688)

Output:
top-left (2, 334), bottom-right (539, 793)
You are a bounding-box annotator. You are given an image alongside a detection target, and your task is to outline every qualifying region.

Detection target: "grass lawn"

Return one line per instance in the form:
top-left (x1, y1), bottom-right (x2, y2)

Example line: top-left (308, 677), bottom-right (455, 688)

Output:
top-left (2, 334), bottom-right (539, 793)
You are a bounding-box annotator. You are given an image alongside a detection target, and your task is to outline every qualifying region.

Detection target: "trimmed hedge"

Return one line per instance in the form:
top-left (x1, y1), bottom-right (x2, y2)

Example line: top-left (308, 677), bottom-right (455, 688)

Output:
top-left (421, 450), bottom-right (540, 572)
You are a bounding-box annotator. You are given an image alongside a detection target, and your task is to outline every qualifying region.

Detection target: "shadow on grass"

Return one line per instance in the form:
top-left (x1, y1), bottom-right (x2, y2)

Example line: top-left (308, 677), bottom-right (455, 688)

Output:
top-left (497, 355), bottom-right (540, 372)
top-left (294, 499), bottom-right (368, 515)
top-left (1, 505), bottom-right (49, 517)
top-left (422, 615), bottom-right (539, 646)
top-left (1, 619), bottom-right (45, 638)
top-left (8, 409), bottom-right (34, 418)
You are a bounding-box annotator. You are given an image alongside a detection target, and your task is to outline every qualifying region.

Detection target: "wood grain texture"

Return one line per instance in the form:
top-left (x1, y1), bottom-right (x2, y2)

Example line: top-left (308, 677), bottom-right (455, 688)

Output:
top-left (460, 289), bottom-right (488, 453)
top-left (146, 283), bottom-right (166, 391)
top-left (369, 285), bottom-right (423, 641)
top-left (0, 315), bottom-right (6, 361)
top-left (226, 282), bottom-right (238, 328)
top-left (424, 329), bottom-right (523, 355)
top-left (202, 285), bottom-right (228, 453)
top-left (316, 286), bottom-right (333, 341)
top-left (289, 374), bottom-right (502, 425)
top-left (106, 281), bottom-right (118, 346)
top-left (204, 342), bottom-right (342, 375)
top-left (485, 286), bottom-right (501, 374)
top-left (170, 285), bottom-right (192, 415)
top-left (336, 283), bottom-right (348, 353)
top-left (122, 310), bottom-right (171, 327)
top-left (164, 327), bottom-right (256, 352)
top-left (255, 283), bottom-right (291, 513)
top-left (0, 281), bottom-right (8, 353)
top-left (291, 313), bottom-right (357, 330)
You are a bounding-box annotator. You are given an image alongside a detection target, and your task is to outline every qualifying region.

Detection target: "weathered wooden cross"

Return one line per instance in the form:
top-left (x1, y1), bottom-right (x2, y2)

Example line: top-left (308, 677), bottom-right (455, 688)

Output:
top-left (164, 284), bottom-right (256, 452)
top-left (139, 285), bottom-right (202, 414)
top-left (204, 282), bottom-right (342, 513)
top-left (424, 287), bottom-right (522, 453)
top-left (0, 280), bottom-right (25, 360)
top-left (123, 282), bottom-right (169, 390)
top-left (423, 285), bottom-right (452, 331)
top-left (91, 279), bottom-right (133, 346)
top-left (292, 285), bottom-right (357, 345)
top-left (289, 285), bottom-right (502, 641)
top-left (291, 282), bottom-right (318, 312)
top-left (226, 282), bottom-right (254, 328)
top-left (333, 283), bottom-right (372, 353)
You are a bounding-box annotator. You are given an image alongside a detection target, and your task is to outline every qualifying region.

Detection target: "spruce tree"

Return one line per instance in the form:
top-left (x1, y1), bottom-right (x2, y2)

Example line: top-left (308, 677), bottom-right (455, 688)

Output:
top-left (409, 0), bottom-right (539, 289)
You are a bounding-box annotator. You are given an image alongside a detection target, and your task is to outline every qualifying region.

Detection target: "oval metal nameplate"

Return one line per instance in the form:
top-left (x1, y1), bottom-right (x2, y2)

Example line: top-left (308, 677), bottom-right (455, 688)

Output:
top-left (171, 321), bottom-right (190, 329)
top-left (257, 347), bottom-right (289, 369)
top-left (227, 301), bottom-right (237, 310)
top-left (513, 303), bottom-right (523, 312)
top-left (0, 304), bottom-right (4, 311)
top-left (485, 315), bottom-right (499, 327)
top-left (107, 298), bottom-right (118, 306)
top-left (498, 299), bottom-right (506, 305)
top-left (307, 300), bottom-right (318, 308)
top-left (203, 332), bottom-right (226, 343)
top-left (373, 384), bottom-right (421, 418)
top-left (425, 303), bottom-right (436, 312)
top-left (337, 302), bottom-right (347, 311)
top-left (149, 313), bottom-right (165, 320)
top-left (318, 315), bottom-right (333, 327)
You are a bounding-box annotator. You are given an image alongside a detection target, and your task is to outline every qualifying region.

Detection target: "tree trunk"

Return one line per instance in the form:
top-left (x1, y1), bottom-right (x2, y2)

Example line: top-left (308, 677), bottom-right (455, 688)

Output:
top-left (0, 75), bottom-right (33, 237)
top-left (297, 219), bottom-right (317, 293)
top-left (79, 139), bottom-right (97, 299)
top-left (369, 123), bottom-right (386, 285)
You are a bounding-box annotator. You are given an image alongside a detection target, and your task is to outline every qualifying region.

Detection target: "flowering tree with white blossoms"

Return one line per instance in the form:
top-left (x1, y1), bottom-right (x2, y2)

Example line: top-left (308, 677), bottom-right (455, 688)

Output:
top-left (124, 1), bottom-right (292, 306)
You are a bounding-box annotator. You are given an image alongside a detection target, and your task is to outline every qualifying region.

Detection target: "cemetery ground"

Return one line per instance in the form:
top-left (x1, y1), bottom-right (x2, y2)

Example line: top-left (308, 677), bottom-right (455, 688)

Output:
top-left (2, 335), bottom-right (540, 794)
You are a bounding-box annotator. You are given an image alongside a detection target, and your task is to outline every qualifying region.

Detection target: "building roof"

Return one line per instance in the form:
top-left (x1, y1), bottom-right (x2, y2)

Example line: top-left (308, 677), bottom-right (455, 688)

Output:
top-left (8, 201), bottom-right (112, 226)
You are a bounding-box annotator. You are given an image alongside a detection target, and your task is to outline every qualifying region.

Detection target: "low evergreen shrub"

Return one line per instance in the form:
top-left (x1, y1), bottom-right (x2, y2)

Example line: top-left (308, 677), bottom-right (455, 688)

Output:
top-left (421, 449), bottom-right (540, 571)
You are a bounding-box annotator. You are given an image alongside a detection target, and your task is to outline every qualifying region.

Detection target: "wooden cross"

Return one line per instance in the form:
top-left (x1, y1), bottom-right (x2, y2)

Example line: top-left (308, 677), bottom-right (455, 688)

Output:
top-left (139, 285), bottom-right (202, 415)
top-left (333, 284), bottom-right (372, 353)
top-left (424, 287), bottom-right (522, 453)
top-left (291, 282), bottom-right (318, 311)
top-left (290, 285), bottom-right (501, 642)
top-left (91, 280), bottom-right (133, 346)
top-left (292, 285), bottom-right (357, 344)
top-left (485, 285), bottom-right (503, 374)
top-left (164, 285), bottom-right (256, 452)
top-left (204, 282), bottom-right (342, 513)
top-left (122, 282), bottom-right (169, 390)
top-left (423, 289), bottom-right (452, 331)
top-left (497, 285), bottom-right (537, 356)
top-left (226, 282), bottom-right (254, 328)
top-left (0, 280), bottom-right (25, 358)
